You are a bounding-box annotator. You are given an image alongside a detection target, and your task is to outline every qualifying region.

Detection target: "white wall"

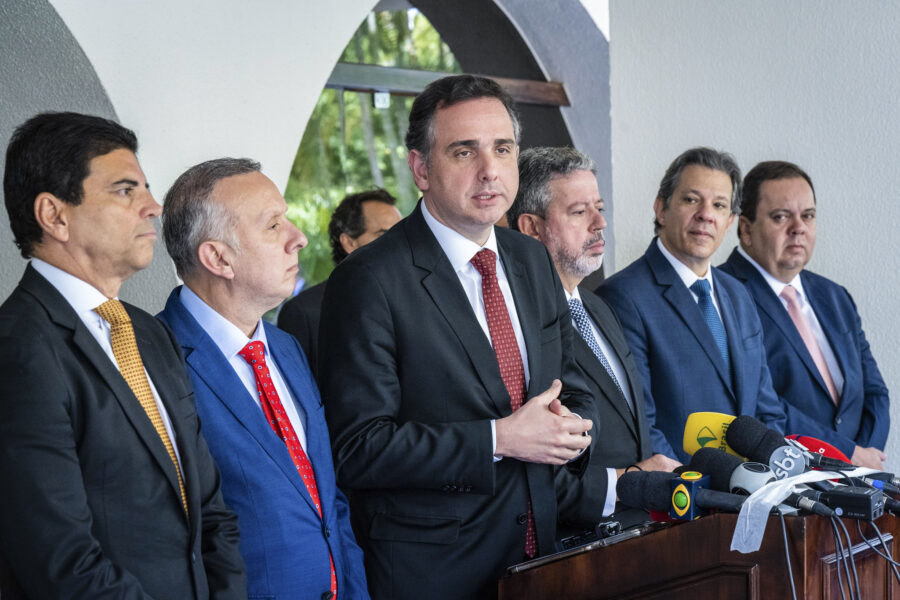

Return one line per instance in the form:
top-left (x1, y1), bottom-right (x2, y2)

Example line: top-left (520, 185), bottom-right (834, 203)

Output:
top-left (609, 0), bottom-right (900, 465)
top-left (46, 0), bottom-right (377, 311)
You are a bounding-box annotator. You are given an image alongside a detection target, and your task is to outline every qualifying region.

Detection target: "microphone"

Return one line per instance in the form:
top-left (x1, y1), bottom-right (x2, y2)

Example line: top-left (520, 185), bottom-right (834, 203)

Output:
top-left (682, 411), bottom-right (739, 456)
top-left (616, 470), bottom-right (746, 519)
top-left (688, 447), bottom-right (834, 517)
top-left (786, 434), bottom-right (852, 463)
top-left (724, 415), bottom-right (853, 477)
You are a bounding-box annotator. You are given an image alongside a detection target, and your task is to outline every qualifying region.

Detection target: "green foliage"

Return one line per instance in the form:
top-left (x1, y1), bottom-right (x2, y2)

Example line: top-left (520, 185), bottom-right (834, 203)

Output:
top-left (284, 9), bottom-right (460, 287)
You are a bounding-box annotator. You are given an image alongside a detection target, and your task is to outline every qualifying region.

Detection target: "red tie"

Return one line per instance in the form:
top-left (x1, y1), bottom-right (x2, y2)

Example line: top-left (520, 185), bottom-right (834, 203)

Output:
top-left (239, 341), bottom-right (337, 598)
top-left (469, 248), bottom-right (537, 558)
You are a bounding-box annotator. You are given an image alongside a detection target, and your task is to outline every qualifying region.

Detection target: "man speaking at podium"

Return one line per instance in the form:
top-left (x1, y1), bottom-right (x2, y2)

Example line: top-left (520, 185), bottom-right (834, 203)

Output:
top-left (508, 146), bottom-right (679, 531)
top-left (720, 160), bottom-right (889, 469)
top-left (318, 75), bottom-right (594, 599)
top-left (598, 148), bottom-right (786, 463)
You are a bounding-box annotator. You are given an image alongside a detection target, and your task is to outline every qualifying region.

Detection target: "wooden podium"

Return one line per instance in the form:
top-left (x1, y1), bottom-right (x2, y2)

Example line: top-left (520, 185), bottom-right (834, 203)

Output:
top-left (498, 513), bottom-right (900, 599)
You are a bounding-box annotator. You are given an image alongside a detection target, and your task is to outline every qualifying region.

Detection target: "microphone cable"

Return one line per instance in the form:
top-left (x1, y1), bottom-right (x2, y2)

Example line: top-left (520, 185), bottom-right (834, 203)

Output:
top-left (830, 516), bottom-right (855, 600)
top-left (835, 517), bottom-right (861, 600)
top-left (778, 512), bottom-right (798, 600)
top-left (855, 520), bottom-right (900, 586)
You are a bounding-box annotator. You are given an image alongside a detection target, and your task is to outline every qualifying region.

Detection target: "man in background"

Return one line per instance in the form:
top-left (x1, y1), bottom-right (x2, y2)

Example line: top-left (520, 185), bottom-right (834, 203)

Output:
top-left (509, 146), bottom-right (679, 532)
top-left (0, 112), bottom-right (245, 598)
top-left (278, 188), bottom-right (400, 376)
top-left (597, 147), bottom-right (786, 462)
top-left (158, 158), bottom-right (368, 599)
top-left (720, 160), bottom-right (888, 468)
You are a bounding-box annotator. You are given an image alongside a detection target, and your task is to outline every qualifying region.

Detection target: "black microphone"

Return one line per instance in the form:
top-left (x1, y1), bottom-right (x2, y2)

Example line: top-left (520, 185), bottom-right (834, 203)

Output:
top-left (616, 470), bottom-right (747, 516)
top-left (688, 447), bottom-right (834, 517)
top-left (724, 416), bottom-right (853, 477)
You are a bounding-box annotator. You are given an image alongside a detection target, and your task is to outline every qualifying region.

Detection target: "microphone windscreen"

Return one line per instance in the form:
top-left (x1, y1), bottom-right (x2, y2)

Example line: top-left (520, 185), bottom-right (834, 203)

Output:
top-left (688, 448), bottom-right (744, 492)
top-left (682, 411), bottom-right (738, 456)
top-left (753, 430), bottom-right (789, 465)
top-left (724, 415), bottom-right (770, 460)
top-left (617, 471), bottom-right (678, 512)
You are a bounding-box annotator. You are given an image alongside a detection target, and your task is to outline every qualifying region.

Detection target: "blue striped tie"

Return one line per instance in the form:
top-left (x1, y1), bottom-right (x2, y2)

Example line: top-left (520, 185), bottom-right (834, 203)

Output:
top-left (568, 298), bottom-right (630, 411)
top-left (689, 279), bottom-right (730, 369)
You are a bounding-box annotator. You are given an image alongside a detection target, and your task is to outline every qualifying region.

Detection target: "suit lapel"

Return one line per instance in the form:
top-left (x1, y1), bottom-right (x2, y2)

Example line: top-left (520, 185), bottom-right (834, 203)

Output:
top-left (802, 271), bottom-right (851, 399)
top-left (21, 267), bottom-right (189, 519)
top-left (162, 291), bottom-right (319, 513)
top-left (497, 234), bottom-right (542, 398)
top-left (407, 206), bottom-right (513, 417)
top-left (728, 252), bottom-right (832, 397)
top-left (712, 274), bottom-right (747, 410)
top-left (646, 242), bottom-right (733, 395)
top-left (576, 292), bottom-right (638, 439)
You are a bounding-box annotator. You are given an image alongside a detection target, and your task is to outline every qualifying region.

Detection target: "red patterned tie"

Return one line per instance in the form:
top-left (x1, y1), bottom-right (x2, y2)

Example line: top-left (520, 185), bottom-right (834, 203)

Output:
top-left (469, 248), bottom-right (537, 558)
top-left (239, 341), bottom-right (337, 598)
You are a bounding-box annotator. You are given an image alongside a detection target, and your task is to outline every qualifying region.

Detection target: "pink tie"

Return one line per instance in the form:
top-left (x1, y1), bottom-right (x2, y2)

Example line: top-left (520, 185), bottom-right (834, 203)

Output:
top-left (469, 248), bottom-right (537, 558)
top-left (780, 285), bottom-right (839, 405)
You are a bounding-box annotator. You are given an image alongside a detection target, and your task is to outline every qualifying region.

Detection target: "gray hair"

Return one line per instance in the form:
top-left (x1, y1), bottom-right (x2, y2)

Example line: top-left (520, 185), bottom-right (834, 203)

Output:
top-left (162, 157), bottom-right (261, 279)
top-left (507, 146), bottom-right (596, 231)
top-left (654, 147), bottom-right (741, 233)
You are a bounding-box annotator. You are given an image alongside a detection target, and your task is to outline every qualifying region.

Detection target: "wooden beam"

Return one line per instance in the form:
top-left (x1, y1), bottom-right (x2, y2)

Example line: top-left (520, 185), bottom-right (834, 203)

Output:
top-left (326, 62), bottom-right (570, 107)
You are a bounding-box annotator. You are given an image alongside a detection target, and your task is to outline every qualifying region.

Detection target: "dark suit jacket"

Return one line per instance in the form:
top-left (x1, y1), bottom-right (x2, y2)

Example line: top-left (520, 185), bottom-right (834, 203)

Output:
top-left (159, 287), bottom-right (369, 599)
top-left (318, 203), bottom-right (593, 600)
top-left (720, 250), bottom-right (890, 457)
top-left (597, 240), bottom-right (787, 462)
top-left (0, 265), bottom-right (246, 599)
top-left (277, 280), bottom-right (326, 377)
top-left (555, 286), bottom-right (652, 531)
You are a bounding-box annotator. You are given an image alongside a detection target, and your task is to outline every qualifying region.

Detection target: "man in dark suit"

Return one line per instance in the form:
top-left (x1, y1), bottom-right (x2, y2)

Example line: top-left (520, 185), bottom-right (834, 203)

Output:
top-left (278, 188), bottom-right (401, 377)
top-left (158, 158), bottom-right (369, 599)
top-left (0, 112), bottom-right (246, 598)
top-left (508, 146), bottom-right (679, 531)
top-left (318, 75), bottom-right (594, 600)
top-left (719, 160), bottom-right (889, 469)
top-left (597, 147), bottom-right (786, 462)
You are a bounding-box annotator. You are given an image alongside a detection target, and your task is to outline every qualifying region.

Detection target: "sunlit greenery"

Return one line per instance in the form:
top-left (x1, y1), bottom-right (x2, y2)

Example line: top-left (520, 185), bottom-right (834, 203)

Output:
top-left (285, 10), bottom-right (460, 286)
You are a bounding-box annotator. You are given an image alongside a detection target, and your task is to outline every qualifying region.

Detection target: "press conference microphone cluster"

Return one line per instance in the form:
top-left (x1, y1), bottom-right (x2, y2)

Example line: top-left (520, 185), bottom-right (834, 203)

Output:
top-left (616, 470), bottom-right (746, 520)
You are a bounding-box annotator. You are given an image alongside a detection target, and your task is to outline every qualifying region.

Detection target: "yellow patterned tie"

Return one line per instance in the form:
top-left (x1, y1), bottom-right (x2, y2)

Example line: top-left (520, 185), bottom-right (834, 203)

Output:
top-left (94, 299), bottom-right (189, 516)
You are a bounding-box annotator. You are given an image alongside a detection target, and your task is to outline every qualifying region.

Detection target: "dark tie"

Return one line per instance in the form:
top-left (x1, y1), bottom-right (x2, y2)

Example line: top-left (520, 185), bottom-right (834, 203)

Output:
top-left (568, 298), bottom-right (630, 412)
top-left (689, 279), bottom-right (730, 370)
top-left (95, 299), bottom-right (188, 516)
top-left (469, 248), bottom-right (536, 558)
top-left (239, 341), bottom-right (337, 599)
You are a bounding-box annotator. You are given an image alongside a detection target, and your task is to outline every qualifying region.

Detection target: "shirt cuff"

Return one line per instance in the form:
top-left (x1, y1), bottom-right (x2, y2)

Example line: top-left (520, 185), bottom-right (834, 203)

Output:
top-left (491, 419), bottom-right (502, 462)
top-left (603, 468), bottom-right (617, 516)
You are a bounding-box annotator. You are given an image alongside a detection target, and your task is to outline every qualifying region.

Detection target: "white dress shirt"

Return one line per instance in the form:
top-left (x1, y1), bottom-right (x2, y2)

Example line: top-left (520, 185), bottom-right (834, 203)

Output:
top-left (657, 238), bottom-right (724, 319)
top-left (566, 287), bottom-right (623, 516)
top-left (31, 258), bottom-right (183, 468)
top-left (421, 201), bottom-right (530, 459)
top-left (179, 285), bottom-right (308, 450)
top-left (737, 246), bottom-right (844, 394)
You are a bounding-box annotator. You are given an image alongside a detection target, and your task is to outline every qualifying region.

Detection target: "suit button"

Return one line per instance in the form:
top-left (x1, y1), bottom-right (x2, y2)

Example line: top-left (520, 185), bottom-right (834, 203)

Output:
top-left (190, 551), bottom-right (197, 563)
top-left (835, 417), bottom-right (843, 425)
top-left (323, 526), bottom-right (332, 538)
top-left (321, 593), bottom-right (334, 600)
top-left (516, 513), bottom-right (527, 525)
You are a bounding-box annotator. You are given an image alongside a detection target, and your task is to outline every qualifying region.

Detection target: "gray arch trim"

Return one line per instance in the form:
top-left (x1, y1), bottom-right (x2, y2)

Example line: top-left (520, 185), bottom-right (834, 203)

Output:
top-left (0, 0), bottom-right (176, 310)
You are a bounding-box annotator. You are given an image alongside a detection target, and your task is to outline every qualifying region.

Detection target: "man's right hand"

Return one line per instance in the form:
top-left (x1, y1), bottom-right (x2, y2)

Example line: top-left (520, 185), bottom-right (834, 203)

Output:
top-left (494, 380), bottom-right (592, 464)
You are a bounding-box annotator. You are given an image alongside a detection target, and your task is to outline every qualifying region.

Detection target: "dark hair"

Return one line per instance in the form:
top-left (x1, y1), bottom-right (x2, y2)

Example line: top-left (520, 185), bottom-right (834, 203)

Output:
top-left (328, 188), bottom-right (397, 265)
top-left (162, 157), bottom-right (261, 279)
top-left (3, 112), bottom-right (137, 257)
top-left (654, 147), bottom-right (742, 233)
top-left (405, 74), bottom-right (521, 161)
top-left (508, 147), bottom-right (596, 231)
top-left (740, 160), bottom-right (815, 225)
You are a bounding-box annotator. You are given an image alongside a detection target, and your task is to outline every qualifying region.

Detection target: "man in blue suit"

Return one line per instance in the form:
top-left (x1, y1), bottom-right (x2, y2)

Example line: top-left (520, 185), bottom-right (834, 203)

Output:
top-left (158, 158), bottom-right (369, 599)
top-left (720, 160), bottom-right (889, 469)
top-left (598, 147), bottom-right (786, 462)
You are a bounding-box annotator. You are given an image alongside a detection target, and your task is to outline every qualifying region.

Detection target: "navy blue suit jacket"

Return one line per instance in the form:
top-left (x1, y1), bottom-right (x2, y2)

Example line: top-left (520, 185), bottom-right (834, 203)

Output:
top-left (159, 288), bottom-right (369, 600)
top-left (597, 240), bottom-right (786, 461)
top-left (720, 250), bottom-right (889, 457)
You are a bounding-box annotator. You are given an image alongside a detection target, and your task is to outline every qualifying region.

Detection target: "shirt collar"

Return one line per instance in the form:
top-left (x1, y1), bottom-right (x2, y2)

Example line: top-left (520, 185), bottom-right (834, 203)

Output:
top-left (421, 200), bottom-right (499, 273)
top-left (178, 285), bottom-right (268, 359)
top-left (656, 237), bottom-right (716, 293)
top-left (31, 258), bottom-right (112, 315)
top-left (565, 286), bottom-right (581, 302)
top-left (736, 245), bottom-right (806, 303)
